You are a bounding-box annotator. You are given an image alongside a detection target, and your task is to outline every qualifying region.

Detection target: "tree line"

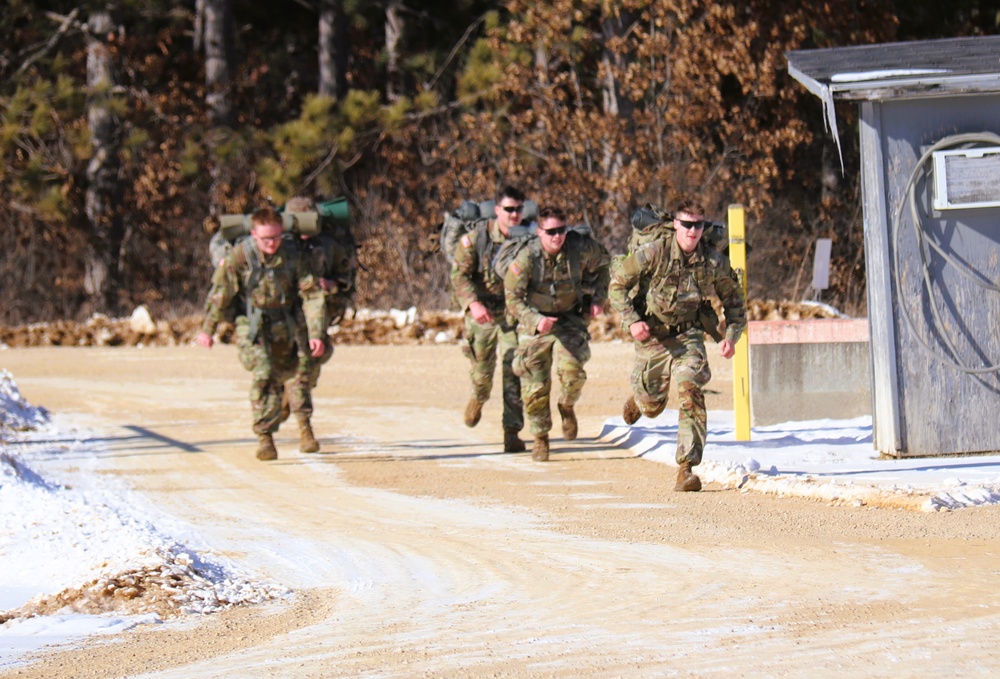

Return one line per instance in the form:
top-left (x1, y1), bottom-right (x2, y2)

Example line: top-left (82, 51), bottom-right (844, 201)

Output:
top-left (1, 0), bottom-right (997, 324)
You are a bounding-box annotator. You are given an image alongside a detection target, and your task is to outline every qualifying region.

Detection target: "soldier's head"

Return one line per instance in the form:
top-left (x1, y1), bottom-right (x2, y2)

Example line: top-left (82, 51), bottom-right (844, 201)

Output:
top-left (537, 207), bottom-right (568, 256)
top-left (673, 198), bottom-right (706, 254)
top-left (494, 185), bottom-right (525, 236)
top-left (250, 207), bottom-right (284, 256)
top-left (286, 196), bottom-right (317, 240)
top-left (285, 195), bottom-right (315, 213)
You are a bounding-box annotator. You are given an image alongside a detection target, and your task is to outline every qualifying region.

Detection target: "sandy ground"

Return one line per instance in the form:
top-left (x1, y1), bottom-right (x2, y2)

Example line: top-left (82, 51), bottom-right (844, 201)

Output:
top-left (3, 342), bottom-right (1000, 677)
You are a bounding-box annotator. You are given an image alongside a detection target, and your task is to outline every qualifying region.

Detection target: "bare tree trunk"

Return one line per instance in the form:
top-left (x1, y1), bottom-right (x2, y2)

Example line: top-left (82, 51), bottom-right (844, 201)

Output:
top-left (204, 0), bottom-right (232, 128)
top-left (600, 8), bottom-right (635, 238)
top-left (319, 0), bottom-right (348, 100)
top-left (193, 0), bottom-right (206, 54)
top-left (84, 8), bottom-right (124, 312)
top-left (600, 10), bottom-right (635, 124)
top-left (385, 1), bottom-right (403, 102)
top-left (534, 40), bottom-right (549, 85)
top-left (203, 0), bottom-right (233, 216)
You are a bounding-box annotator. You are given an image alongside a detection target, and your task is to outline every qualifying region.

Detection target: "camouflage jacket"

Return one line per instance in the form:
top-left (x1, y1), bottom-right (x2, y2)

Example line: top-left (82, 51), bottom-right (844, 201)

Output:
top-left (449, 219), bottom-right (509, 314)
top-left (609, 236), bottom-right (746, 342)
top-left (503, 233), bottom-right (611, 335)
top-left (301, 232), bottom-right (355, 288)
top-left (200, 238), bottom-right (326, 341)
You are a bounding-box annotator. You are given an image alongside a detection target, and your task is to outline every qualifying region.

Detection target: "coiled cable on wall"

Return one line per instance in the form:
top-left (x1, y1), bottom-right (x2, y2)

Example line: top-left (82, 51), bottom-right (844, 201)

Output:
top-left (891, 131), bottom-right (1000, 374)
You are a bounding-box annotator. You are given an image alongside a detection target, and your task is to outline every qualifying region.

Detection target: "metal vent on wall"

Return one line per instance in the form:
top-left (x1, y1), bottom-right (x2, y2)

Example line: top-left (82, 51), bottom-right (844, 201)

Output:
top-left (932, 146), bottom-right (1000, 210)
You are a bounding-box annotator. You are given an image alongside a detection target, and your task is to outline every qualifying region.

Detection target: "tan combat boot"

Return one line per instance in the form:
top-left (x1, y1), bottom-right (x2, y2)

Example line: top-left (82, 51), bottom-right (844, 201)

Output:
top-left (623, 396), bottom-right (641, 425)
top-left (504, 428), bottom-right (526, 453)
top-left (256, 433), bottom-right (277, 461)
top-left (531, 434), bottom-right (550, 462)
top-left (298, 419), bottom-right (320, 453)
top-left (558, 404), bottom-right (578, 441)
top-left (464, 397), bottom-right (483, 428)
top-left (674, 461), bottom-right (702, 492)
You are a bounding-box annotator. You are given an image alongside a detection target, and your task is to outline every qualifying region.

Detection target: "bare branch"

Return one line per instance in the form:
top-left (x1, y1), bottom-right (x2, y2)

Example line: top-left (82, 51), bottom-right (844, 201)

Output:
top-left (16, 9), bottom-right (82, 77)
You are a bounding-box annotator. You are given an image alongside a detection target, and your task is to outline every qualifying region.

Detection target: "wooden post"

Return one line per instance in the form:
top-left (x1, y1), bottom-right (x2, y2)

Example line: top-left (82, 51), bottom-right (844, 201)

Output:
top-left (728, 204), bottom-right (751, 441)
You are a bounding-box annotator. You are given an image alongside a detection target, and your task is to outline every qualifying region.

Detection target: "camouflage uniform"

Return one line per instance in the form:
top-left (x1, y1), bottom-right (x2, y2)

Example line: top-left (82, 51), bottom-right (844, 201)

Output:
top-left (609, 235), bottom-right (746, 467)
top-left (503, 234), bottom-right (610, 437)
top-left (201, 237), bottom-right (326, 436)
top-left (450, 220), bottom-right (524, 433)
top-left (298, 230), bottom-right (357, 388)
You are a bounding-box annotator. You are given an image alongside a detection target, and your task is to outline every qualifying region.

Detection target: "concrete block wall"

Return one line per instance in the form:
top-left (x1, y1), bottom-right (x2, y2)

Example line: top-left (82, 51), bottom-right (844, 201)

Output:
top-left (748, 319), bottom-right (871, 426)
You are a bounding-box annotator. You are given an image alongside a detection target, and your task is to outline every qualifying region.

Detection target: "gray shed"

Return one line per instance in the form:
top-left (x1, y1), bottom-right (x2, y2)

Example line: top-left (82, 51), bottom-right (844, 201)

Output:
top-left (787, 35), bottom-right (1000, 458)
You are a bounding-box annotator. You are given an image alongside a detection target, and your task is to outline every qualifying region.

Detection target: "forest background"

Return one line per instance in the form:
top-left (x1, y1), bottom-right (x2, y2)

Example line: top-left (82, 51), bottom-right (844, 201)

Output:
top-left (1, 0), bottom-right (998, 325)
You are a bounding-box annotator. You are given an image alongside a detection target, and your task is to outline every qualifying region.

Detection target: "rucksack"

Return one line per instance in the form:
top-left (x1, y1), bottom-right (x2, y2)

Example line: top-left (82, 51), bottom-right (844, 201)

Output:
top-left (307, 197), bottom-right (358, 324)
top-left (623, 204), bottom-right (726, 342)
top-left (627, 203), bottom-right (727, 253)
top-left (439, 199), bottom-right (539, 265)
top-left (207, 196), bottom-right (356, 324)
top-left (492, 223), bottom-right (594, 286)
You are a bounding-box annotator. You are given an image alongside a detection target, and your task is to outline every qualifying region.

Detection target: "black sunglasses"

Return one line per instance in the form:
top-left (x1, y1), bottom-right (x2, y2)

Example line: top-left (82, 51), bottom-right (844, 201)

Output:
top-left (675, 218), bottom-right (705, 230)
top-left (501, 204), bottom-right (524, 213)
top-left (540, 226), bottom-right (568, 236)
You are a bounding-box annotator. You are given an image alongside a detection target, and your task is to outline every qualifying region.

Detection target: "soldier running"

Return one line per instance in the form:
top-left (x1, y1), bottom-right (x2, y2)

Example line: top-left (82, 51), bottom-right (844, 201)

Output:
top-left (450, 186), bottom-right (528, 453)
top-left (608, 198), bottom-right (746, 491)
top-left (502, 207), bottom-right (610, 461)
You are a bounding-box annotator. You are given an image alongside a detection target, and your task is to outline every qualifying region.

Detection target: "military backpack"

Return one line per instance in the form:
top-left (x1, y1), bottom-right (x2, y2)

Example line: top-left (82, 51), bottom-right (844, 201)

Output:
top-left (623, 204), bottom-right (726, 342)
top-left (439, 198), bottom-right (539, 265)
top-left (491, 222), bottom-right (594, 283)
top-left (300, 197), bottom-right (357, 325)
top-left (627, 203), bottom-right (727, 253)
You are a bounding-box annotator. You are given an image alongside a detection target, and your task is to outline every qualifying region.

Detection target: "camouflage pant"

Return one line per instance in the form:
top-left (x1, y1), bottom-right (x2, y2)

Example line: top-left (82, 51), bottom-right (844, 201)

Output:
top-left (462, 313), bottom-right (524, 431)
top-left (296, 300), bottom-right (341, 397)
top-left (236, 315), bottom-right (312, 435)
top-left (299, 334), bottom-right (334, 390)
top-left (631, 329), bottom-right (712, 466)
top-left (513, 319), bottom-right (591, 437)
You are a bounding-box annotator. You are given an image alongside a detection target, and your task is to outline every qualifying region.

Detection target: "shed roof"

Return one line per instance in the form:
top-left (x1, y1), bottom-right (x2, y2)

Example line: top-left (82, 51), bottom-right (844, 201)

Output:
top-left (787, 34), bottom-right (1000, 102)
top-left (786, 35), bottom-right (1000, 171)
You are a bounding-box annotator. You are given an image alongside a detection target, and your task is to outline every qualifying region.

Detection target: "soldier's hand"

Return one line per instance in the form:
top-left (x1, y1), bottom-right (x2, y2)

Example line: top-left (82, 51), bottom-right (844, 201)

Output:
top-left (537, 316), bottom-right (557, 334)
top-left (309, 338), bottom-right (326, 358)
top-left (629, 321), bottom-right (650, 341)
top-left (469, 301), bottom-right (493, 324)
top-left (196, 332), bottom-right (214, 349)
top-left (589, 301), bottom-right (605, 318)
top-left (719, 339), bottom-right (736, 359)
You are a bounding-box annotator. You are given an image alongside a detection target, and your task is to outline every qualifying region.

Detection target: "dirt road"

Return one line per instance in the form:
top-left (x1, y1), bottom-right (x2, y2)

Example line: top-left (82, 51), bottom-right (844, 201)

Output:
top-left (4, 343), bottom-right (1000, 677)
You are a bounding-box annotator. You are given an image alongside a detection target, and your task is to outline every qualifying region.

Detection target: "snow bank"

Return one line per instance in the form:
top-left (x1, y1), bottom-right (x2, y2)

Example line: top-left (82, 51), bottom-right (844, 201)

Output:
top-left (0, 371), bottom-right (289, 665)
top-left (601, 412), bottom-right (1000, 512)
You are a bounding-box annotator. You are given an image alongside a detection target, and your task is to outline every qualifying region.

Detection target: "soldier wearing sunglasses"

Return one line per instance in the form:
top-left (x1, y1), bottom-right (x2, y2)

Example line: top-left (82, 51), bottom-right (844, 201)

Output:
top-left (608, 199), bottom-right (746, 491)
top-left (502, 207), bottom-right (611, 461)
top-left (450, 186), bottom-right (528, 453)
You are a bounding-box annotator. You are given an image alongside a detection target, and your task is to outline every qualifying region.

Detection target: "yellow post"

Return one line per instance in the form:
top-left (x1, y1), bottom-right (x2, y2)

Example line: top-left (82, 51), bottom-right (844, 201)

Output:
top-left (728, 204), bottom-right (751, 441)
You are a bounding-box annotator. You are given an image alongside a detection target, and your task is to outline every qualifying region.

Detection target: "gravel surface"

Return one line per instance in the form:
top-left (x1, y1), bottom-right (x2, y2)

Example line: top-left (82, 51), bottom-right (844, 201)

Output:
top-left (2, 343), bottom-right (999, 677)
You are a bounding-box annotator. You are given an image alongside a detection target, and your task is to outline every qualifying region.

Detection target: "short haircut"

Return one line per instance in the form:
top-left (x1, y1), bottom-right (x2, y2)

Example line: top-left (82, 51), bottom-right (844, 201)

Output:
top-left (497, 185), bottom-right (525, 203)
top-left (538, 206), bottom-right (567, 222)
top-left (251, 207), bottom-right (283, 230)
top-left (675, 198), bottom-right (706, 217)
